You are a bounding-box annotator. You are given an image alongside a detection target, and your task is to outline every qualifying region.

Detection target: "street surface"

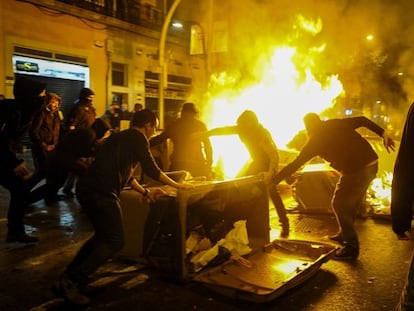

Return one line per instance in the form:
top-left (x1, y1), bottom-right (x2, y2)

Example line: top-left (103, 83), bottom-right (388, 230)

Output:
top-left (0, 151), bottom-right (413, 311)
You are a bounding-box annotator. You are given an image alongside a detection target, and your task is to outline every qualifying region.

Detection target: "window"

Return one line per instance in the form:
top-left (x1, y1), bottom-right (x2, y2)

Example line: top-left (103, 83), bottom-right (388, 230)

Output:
top-left (112, 62), bottom-right (127, 86)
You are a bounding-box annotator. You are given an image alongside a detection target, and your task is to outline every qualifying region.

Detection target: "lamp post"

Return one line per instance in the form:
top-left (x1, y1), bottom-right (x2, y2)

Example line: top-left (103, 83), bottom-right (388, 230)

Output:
top-left (158, 0), bottom-right (181, 129)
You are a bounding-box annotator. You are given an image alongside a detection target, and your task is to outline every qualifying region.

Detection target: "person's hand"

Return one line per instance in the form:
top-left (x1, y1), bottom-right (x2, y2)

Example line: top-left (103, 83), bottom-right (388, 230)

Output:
top-left (382, 131), bottom-right (396, 153)
top-left (14, 162), bottom-right (31, 178)
top-left (45, 144), bottom-right (55, 152)
top-left (142, 188), bottom-right (166, 203)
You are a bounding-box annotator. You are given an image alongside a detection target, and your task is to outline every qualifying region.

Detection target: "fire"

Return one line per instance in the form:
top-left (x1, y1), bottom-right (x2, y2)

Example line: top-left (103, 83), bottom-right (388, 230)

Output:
top-left (201, 45), bottom-right (343, 179)
top-left (367, 171), bottom-right (393, 215)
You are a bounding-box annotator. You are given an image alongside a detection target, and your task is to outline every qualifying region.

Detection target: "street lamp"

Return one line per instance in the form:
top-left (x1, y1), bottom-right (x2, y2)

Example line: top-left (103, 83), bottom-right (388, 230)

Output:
top-left (158, 0), bottom-right (181, 129)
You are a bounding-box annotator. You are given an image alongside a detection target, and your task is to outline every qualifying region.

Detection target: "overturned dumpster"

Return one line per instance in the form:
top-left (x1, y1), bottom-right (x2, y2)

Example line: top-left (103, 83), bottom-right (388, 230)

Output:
top-left (119, 175), bottom-right (337, 303)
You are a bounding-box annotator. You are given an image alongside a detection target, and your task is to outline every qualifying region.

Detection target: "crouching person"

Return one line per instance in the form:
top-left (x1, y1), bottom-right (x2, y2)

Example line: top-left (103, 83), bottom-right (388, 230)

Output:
top-left (53, 109), bottom-right (193, 306)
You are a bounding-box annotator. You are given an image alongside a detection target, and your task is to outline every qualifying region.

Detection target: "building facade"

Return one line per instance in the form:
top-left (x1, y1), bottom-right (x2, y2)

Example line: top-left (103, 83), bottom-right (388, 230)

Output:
top-left (0, 0), bottom-right (209, 126)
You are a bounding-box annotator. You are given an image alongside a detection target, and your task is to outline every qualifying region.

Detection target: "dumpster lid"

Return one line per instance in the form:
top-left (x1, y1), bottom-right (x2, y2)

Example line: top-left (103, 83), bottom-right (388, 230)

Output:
top-left (193, 239), bottom-right (338, 303)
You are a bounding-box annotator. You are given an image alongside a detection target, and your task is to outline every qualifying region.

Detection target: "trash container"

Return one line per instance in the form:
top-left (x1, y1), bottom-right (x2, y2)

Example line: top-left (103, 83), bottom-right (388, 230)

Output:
top-left (119, 175), bottom-right (337, 302)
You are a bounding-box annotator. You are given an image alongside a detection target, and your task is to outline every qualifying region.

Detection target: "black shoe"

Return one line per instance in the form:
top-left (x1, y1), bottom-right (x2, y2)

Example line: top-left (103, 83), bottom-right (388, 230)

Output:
top-left (63, 190), bottom-right (75, 198)
top-left (6, 233), bottom-right (39, 244)
top-left (329, 233), bottom-right (344, 243)
top-left (52, 274), bottom-right (90, 306)
top-left (45, 194), bottom-right (66, 205)
top-left (78, 283), bottom-right (106, 296)
top-left (280, 225), bottom-right (290, 238)
top-left (333, 246), bottom-right (358, 261)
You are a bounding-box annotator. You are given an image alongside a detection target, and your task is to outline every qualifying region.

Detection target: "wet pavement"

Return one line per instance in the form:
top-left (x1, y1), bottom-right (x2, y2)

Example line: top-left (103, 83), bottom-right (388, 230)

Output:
top-left (1, 152), bottom-right (413, 311)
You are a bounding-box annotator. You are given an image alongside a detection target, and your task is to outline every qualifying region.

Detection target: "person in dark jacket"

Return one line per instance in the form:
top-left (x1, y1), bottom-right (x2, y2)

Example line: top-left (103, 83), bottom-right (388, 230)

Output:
top-left (201, 110), bottom-right (289, 237)
top-left (272, 112), bottom-right (395, 260)
top-left (0, 76), bottom-right (46, 243)
top-left (391, 102), bottom-right (414, 240)
top-left (150, 102), bottom-right (213, 179)
top-left (65, 87), bottom-right (96, 131)
top-left (61, 87), bottom-right (96, 198)
top-left (28, 92), bottom-right (62, 187)
top-left (29, 117), bottom-right (112, 205)
top-left (53, 109), bottom-right (192, 306)
top-left (393, 103), bottom-right (414, 311)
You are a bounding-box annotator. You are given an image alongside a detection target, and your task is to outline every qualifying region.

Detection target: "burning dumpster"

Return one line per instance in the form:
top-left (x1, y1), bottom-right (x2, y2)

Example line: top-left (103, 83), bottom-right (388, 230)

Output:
top-left (119, 175), bottom-right (337, 302)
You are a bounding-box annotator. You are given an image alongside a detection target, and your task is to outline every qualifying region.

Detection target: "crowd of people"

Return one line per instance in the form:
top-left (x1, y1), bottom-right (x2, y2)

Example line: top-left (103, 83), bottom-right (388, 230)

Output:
top-left (2, 76), bottom-right (414, 308)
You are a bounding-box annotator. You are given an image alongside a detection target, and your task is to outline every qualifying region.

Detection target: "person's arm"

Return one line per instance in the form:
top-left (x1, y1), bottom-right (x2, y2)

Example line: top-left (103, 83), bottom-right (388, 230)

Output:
top-left (189, 125), bottom-right (238, 143)
top-left (346, 116), bottom-right (395, 153)
top-left (129, 177), bottom-right (165, 202)
top-left (137, 131), bottom-right (194, 190)
top-left (272, 142), bottom-right (316, 184)
top-left (272, 156), bottom-right (307, 185)
top-left (207, 125), bottom-right (238, 136)
top-left (28, 111), bottom-right (43, 145)
top-left (203, 136), bottom-right (213, 166)
top-left (149, 129), bottom-right (169, 147)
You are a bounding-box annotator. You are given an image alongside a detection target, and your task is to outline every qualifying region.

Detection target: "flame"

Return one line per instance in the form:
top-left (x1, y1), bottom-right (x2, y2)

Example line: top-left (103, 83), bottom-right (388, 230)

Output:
top-left (367, 171), bottom-right (393, 212)
top-left (201, 45), bottom-right (343, 179)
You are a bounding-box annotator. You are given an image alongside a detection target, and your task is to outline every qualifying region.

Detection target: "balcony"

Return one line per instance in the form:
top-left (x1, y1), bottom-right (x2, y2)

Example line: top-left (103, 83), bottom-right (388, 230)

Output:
top-left (56, 0), bottom-right (163, 29)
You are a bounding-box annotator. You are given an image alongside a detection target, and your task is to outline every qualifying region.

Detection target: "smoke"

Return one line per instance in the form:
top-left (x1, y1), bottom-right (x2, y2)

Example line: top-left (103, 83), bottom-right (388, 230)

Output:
top-left (180, 0), bottom-right (414, 119)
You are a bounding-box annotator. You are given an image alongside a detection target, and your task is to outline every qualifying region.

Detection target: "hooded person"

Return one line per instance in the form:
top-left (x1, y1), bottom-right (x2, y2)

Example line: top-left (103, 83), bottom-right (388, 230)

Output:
top-left (65, 87), bottom-right (96, 132)
top-left (0, 76), bottom-right (46, 243)
top-left (150, 102), bottom-right (213, 179)
top-left (30, 117), bottom-right (112, 205)
top-left (200, 110), bottom-right (290, 237)
top-left (391, 102), bottom-right (414, 239)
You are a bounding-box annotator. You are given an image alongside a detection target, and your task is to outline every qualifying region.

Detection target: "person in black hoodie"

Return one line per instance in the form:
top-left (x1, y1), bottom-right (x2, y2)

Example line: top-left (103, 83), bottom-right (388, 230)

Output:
top-left (391, 102), bottom-right (414, 240)
top-left (54, 109), bottom-right (192, 306)
top-left (199, 110), bottom-right (289, 237)
top-left (392, 103), bottom-right (414, 311)
top-left (272, 112), bottom-right (395, 260)
top-left (150, 102), bottom-right (213, 178)
top-left (0, 76), bottom-right (46, 243)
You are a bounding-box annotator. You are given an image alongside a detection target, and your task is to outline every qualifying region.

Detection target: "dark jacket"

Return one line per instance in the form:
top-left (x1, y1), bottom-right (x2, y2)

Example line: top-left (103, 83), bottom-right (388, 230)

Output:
top-left (78, 129), bottom-right (161, 197)
top-left (150, 115), bottom-right (213, 169)
top-left (65, 100), bottom-right (96, 131)
top-left (273, 116), bottom-right (384, 183)
top-left (29, 105), bottom-right (61, 148)
top-left (391, 103), bottom-right (414, 234)
top-left (0, 77), bottom-right (46, 173)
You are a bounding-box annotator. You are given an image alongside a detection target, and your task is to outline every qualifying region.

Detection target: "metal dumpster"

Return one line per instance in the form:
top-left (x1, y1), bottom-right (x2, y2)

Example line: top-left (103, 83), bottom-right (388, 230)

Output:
top-left (119, 175), bottom-right (337, 302)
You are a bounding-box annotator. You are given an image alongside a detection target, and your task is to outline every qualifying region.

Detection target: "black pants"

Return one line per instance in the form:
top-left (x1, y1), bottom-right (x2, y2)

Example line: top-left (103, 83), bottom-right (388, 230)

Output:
top-left (0, 170), bottom-right (31, 235)
top-left (66, 192), bottom-right (125, 284)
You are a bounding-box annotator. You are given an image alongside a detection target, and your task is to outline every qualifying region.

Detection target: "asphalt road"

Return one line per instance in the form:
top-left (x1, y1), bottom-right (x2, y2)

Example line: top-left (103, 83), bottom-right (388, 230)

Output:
top-left (0, 152), bottom-right (413, 311)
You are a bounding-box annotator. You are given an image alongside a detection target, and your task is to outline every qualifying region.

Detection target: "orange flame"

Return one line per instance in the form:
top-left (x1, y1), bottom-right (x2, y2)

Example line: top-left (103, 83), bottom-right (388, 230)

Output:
top-left (201, 46), bottom-right (344, 178)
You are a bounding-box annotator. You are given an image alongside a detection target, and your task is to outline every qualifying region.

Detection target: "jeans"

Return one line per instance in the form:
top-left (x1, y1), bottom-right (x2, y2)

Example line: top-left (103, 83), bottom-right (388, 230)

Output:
top-left (332, 163), bottom-right (378, 251)
top-left (66, 192), bottom-right (124, 284)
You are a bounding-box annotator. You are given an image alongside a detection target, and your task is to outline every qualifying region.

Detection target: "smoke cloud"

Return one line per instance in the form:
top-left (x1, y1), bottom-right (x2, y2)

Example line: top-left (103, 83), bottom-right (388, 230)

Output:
top-left (180, 0), bottom-right (414, 115)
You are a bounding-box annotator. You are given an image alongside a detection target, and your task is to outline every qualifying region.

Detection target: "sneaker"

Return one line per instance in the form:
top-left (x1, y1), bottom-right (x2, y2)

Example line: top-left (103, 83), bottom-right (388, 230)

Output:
top-left (6, 233), bottom-right (39, 244)
top-left (53, 274), bottom-right (90, 306)
top-left (397, 232), bottom-right (410, 240)
top-left (333, 246), bottom-right (358, 261)
top-left (328, 233), bottom-right (344, 243)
